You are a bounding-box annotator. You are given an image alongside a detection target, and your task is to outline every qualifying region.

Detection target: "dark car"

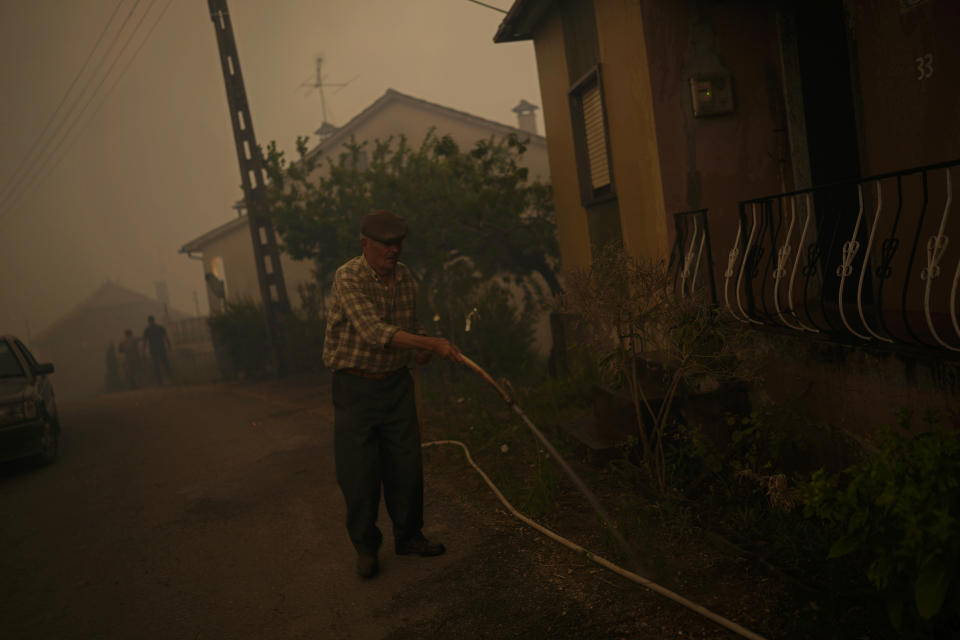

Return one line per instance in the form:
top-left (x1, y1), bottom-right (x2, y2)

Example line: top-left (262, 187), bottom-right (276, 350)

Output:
top-left (0, 335), bottom-right (59, 465)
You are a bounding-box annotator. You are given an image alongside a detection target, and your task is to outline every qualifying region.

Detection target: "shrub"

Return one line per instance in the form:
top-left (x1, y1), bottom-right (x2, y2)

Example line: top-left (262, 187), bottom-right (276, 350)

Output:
top-left (427, 266), bottom-right (545, 383)
top-left (207, 299), bottom-right (270, 379)
top-left (280, 282), bottom-right (327, 374)
top-left (563, 243), bottom-right (759, 489)
top-left (804, 410), bottom-right (960, 635)
top-left (459, 281), bottom-right (541, 381)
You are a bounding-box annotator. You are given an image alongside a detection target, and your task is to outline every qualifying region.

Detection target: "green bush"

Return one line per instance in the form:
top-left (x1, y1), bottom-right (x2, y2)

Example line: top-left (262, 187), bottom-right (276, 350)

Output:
top-left (459, 281), bottom-right (541, 382)
top-left (280, 282), bottom-right (327, 374)
top-left (804, 410), bottom-right (960, 634)
top-left (207, 290), bottom-right (329, 379)
top-left (207, 299), bottom-right (270, 379)
top-left (563, 243), bottom-right (760, 490)
top-left (427, 272), bottom-right (544, 383)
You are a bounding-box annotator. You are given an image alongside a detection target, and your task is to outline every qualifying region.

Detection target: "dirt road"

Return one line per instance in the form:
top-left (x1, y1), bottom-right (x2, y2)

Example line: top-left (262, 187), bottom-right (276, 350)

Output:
top-left (0, 376), bottom-right (752, 639)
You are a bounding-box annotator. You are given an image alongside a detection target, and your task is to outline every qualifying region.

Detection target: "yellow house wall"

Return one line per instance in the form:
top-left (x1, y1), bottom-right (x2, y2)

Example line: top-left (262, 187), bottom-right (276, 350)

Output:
top-left (202, 225), bottom-right (257, 308)
top-left (593, 0), bottom-right (670, 262)
top-left (528, 1), bottom-right (788, 270)
top-left (516, 0), bottom-right (958, 436)
top-left (528, 2), bottom-right (671, 270)
top-left (532, 11), bottom-right (592, 274)
top-left (198, 222), bottom-right (315, 312)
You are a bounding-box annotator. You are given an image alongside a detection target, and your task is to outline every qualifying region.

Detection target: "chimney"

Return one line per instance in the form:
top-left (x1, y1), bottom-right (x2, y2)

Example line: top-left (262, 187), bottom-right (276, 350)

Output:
top-left (512, 99), bottom-right (539, 135)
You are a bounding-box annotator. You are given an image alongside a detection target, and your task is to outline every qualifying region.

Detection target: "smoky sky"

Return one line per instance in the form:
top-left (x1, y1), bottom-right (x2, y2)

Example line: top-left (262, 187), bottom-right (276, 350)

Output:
top-left (0, 0), bottom-right (540, 338)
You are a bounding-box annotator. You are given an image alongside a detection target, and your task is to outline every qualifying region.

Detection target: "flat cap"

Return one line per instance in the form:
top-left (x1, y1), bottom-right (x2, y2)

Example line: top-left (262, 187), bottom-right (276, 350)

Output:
top-left (361, 209), bottom-right (408, 244)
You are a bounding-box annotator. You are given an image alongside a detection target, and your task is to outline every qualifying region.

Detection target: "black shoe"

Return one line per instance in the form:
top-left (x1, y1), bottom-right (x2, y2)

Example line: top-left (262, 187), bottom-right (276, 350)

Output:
top-left (395, 533), bottom-right (446, 557)
top-left (356, 550), bottom-right (379, 578)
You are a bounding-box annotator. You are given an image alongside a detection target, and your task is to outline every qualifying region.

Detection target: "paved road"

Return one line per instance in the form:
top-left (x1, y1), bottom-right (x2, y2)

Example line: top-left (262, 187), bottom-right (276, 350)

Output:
top-left (0, 378), bottom-right (487, 639)
top-left (1, 377), bottom-right (757, 639)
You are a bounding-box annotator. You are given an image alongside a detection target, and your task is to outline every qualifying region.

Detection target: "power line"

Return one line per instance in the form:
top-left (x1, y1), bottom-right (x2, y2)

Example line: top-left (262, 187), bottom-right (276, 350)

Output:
top-left (27, 0), bottom-right (176, 207)
top-left (0, 0), bottom-right (147, 219)
top-left (88, 0), bottom-right (175, 129)
top-left (464, 0), bottom-right (508, 14)
top-left (0, 0), bottom-right (126, 207)
top-left (0, 0), bottom-right (169, 222)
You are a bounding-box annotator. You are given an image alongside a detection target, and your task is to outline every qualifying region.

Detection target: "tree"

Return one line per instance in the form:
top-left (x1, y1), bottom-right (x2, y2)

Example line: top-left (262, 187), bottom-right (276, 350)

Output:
top-left (261, 129), bottom-right (560, 348)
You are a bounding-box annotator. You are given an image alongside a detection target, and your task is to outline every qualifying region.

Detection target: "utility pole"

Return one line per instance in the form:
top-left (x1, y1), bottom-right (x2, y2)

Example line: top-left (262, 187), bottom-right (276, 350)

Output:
top-left (207, 0), bottom-right (290, 375)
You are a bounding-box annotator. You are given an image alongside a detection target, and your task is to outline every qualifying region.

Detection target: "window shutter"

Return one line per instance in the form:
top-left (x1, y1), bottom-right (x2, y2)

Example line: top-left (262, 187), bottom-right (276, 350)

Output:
top-left (582, 84), bottom-right (610, 190)
top-left (569, 65), bottom-right (615, 206)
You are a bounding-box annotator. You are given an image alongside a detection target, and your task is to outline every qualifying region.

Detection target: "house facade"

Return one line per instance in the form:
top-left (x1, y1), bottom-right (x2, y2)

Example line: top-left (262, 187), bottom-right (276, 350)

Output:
top-left (180, 214), bottom-right (316, 314)
top-left (496, 0), bottom-right (960, 437)
top-left (181, 88), bottom-right (550, 318)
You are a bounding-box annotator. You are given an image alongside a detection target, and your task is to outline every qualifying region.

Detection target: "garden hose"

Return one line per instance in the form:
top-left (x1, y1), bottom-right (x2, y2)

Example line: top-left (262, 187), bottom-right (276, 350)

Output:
top-left (420, 355), bottom-right (768, 640)
top-left (459, 355), bottom-right (641, 573)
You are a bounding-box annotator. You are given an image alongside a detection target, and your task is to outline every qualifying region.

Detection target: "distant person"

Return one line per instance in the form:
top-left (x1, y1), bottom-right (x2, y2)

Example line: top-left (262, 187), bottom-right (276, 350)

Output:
top-left (117, 329), bottom-right (141, 389)
top-left (142, 315), bottom-right (173, 384)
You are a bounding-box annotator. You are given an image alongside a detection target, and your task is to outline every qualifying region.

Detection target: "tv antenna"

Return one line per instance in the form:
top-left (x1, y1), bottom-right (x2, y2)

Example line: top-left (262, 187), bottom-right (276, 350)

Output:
top-left (300, 56), bottom-right (358, 126)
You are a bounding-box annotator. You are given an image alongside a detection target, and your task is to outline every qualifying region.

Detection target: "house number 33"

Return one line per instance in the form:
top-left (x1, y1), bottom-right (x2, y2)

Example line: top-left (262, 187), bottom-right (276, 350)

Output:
top-left (915, 53), bottom-right (934, 80)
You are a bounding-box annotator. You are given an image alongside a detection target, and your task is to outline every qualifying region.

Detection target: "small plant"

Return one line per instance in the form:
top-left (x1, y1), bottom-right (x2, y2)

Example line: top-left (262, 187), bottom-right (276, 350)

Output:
top-left (564, 243), bottom-right (758, 490)
top-left (803, 409), bottom-right (960, 634)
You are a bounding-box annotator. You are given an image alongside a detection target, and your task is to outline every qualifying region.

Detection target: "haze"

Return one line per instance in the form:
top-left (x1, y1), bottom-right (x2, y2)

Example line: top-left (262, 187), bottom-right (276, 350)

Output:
top-left (0, 0), bottom-right (541, 338)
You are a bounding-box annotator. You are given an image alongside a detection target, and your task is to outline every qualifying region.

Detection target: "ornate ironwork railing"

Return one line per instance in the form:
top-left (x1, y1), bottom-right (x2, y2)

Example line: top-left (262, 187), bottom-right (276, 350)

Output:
top-left (669, 209), bottom-right (717, 304)
top-left (724, 158), bottom-right (960, 353)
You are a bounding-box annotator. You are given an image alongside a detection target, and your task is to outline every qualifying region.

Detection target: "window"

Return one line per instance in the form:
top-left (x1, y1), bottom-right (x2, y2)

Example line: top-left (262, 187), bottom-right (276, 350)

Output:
top-left (14, 339), bottom-right (39, 369)
top-left (570, 65), bottom-right (615, 205)
top-left (0, 340), bottom-right (25, 378)
top-left (206, 256), bottom-right (228, 311)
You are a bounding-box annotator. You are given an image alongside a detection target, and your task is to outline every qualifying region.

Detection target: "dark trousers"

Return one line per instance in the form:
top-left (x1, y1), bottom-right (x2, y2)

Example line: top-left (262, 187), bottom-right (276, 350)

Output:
top-left (332, 369), bottom-right (424, 553)
top-left (150, 349), bottom-right (171, 384)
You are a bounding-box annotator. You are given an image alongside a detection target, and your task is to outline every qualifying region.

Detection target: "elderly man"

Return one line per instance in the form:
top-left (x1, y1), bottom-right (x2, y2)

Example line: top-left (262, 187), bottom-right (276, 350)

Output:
top-left (323, 209), bottom-right (463, 579)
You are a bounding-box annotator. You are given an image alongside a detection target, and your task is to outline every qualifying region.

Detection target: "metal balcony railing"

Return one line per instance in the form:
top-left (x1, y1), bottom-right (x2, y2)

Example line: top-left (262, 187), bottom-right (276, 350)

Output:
top-left (724, 159), bottom-right (960, 354)
top-left (668, 209), bottom-right (717, 304)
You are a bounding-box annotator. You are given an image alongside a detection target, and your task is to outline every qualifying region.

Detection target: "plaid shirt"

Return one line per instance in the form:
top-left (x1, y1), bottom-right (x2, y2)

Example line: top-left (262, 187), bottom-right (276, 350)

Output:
top-left (322, 255), bottom-right (422, 373)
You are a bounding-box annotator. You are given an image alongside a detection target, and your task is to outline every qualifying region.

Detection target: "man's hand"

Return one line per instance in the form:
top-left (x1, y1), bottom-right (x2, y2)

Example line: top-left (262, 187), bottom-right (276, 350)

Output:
top-left (427, 337), bottom-right (463, 363)
top-left (391, 330), bottom-right (464, 364)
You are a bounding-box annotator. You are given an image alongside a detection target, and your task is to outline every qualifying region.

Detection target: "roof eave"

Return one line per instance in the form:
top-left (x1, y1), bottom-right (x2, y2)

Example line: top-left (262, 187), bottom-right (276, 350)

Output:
top-left (493, 0), bottom-right (553, 43)
top-left (179, 215), bottom-right (249, 253)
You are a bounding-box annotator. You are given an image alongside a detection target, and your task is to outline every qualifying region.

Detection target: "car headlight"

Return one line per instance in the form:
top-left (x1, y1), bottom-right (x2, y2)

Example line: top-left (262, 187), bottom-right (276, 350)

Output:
top-left (0, 400), bottom-right (36, 425)
top-left (0, 404), bottom-right (24, 425)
